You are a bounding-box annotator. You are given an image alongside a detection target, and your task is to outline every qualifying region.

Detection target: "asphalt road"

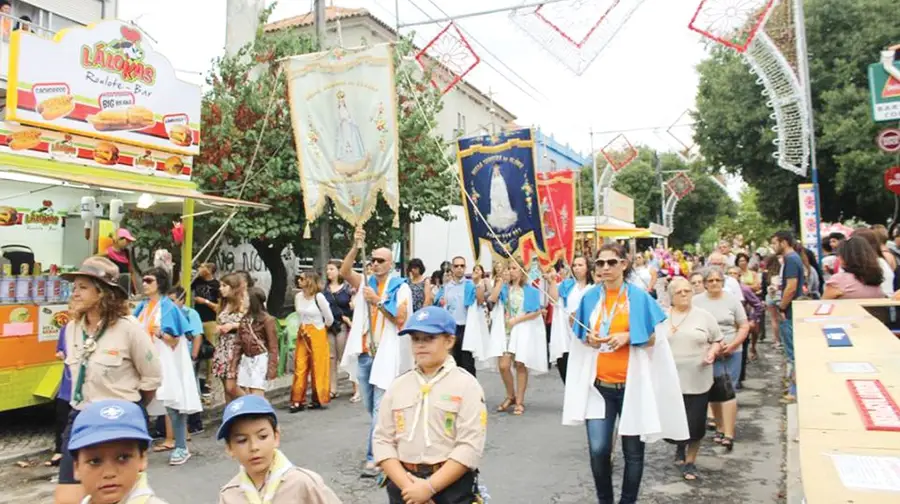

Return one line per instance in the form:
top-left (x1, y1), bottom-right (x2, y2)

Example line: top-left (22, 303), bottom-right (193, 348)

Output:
top-left (0, 341), bottom-right (786, 503)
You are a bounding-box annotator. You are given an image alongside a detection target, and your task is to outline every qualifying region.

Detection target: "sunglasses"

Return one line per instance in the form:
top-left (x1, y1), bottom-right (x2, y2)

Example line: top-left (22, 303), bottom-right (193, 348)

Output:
top-left (371, 257), bottom-right (386, 265)
top-left (595, 259), bottom-right (620, 268)
top-left (142, 277), bottom-right (156, 284)
top-left (452, 263), bottom-right (465, 268)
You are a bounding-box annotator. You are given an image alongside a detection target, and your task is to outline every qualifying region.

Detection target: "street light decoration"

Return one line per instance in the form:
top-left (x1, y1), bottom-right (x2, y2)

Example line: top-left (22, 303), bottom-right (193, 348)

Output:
top-left (415, 22), bottom-right (480, 95)
top-left (688, 0), bottom-right (777, 53)
top-left (667, 172), bottom-right (695, 200)
top-left (666, 109), bottom-right (700, 163)
top-left (600, 134), bottom-right (638, 172)
top-left (509, 0), bottom-right (647, 76)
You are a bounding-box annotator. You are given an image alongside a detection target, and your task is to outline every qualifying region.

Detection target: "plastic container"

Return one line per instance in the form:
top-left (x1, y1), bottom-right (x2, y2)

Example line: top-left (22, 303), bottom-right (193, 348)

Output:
top-left (31, 275), bottom-right (46, 303)
top-left (15, 276), bottom-right (31, 302)
top-left (0, 274), bottom-right (14, 304)
top-left (46, 275), bottom-right (61, 303)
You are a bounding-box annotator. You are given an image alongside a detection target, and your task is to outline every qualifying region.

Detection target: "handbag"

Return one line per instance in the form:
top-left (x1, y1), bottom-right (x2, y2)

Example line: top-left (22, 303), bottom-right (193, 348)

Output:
top-left (709, 365), bottom-right (736, 403)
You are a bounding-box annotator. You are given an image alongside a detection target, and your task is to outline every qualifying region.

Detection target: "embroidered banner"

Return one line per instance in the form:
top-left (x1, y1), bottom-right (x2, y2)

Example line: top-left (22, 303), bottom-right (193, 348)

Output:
top-left (522, 170), bottom-right (576, 268)
top-left (283, 44), bottom-right (400, 229)
top-left (457, 128), bottom-right (548, 261)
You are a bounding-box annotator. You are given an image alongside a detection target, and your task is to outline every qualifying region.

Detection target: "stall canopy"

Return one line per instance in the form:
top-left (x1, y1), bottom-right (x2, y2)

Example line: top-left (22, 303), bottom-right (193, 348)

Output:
top-left (0, 154), bottom-right (269, 210)
top-left (595, 224), bottom-right (652, 238)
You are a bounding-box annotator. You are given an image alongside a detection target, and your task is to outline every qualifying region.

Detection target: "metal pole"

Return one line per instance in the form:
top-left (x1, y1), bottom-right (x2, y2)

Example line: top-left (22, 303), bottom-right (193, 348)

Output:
top-left (656, 151), bottom-right (664, 226)
top-left (395, 0), bottom-right (400, 33)
top-left (591, 129), bottom-right (600, 250)
top-left (398, 0), bottom-right (573, 28)
top-left (314, 0), bottom-right (326, 48)
top-left (793, 0), bottom-right (824, 259)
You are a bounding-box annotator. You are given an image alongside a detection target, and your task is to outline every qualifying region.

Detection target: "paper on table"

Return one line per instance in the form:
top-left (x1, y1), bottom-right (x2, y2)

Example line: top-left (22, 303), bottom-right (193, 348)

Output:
top-left (828, 362), bottom-right (877, 374)
top-left (829, 454), bottom-right (900, 492)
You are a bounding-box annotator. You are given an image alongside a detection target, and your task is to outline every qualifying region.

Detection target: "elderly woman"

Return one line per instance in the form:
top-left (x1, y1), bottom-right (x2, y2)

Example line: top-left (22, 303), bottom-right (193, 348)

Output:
top-left (55, 257), bottom-right (162, 504)
top-left (692, 266), bottom-right (749, 451)
top-left (664, 277), bottom-right (723, 481)
top-left (689, 272), bottom-right (705, 295)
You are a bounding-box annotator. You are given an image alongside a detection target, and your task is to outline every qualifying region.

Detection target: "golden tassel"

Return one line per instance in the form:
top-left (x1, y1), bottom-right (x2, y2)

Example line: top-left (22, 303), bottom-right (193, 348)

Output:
top-left (303, 221), bottom-right (311, 239)
top-left (392, 212), bottom-right (399, 228)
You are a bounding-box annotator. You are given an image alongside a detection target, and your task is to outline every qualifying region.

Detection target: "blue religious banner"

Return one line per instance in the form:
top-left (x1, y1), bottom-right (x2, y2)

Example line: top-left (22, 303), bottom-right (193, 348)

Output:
top-left (457, 128), bottom-right (548, 261)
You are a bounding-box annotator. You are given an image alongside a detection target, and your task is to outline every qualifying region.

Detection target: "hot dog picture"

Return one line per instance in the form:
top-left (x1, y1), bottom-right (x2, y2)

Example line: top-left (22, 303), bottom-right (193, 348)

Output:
top-left (86, 105), bottom-right (155, 131)
top-left (9, 129), bottom-right (42, 151)
top-left (36, 95), bottom-right (75, 121)
top-left (93, 142), bottom-right (119, 165)
top-left (168, 124), bottom-right (192, 147)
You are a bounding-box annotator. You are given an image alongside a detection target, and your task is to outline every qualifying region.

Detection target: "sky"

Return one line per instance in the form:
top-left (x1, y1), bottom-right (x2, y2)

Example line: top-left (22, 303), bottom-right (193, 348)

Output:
top-left (117, 0), bottom-right (743, 198)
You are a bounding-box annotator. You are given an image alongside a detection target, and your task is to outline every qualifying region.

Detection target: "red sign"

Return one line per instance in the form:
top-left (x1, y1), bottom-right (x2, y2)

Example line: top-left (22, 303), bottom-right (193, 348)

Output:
top-left (847, 379), bottom-right (900, 431)
top-left (877, 128), bottom-right (900, 153)
top-left (522, 170), bottom-right (576, 268)
top-left (885, 166), bottom-right (900, 195)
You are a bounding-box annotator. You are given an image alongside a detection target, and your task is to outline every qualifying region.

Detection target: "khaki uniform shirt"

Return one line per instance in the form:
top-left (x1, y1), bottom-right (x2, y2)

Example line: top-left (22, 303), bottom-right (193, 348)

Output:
top-left (65, 316), bottom-right (162, 410)
top-left (373, 357), bottom-right (487, 469)
top-left (218, 467), bottom-right (342, 504)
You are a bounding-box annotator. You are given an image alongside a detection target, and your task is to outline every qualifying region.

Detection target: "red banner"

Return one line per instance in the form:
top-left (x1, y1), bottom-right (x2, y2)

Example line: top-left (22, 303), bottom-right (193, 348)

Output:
top-left (522, 170), bottom-right (576, 268)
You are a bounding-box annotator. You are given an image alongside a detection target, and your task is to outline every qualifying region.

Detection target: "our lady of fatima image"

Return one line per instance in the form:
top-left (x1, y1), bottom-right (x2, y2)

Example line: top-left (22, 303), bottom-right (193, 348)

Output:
top-left (333, 90), bottom-right (370, 177)
top-left (487, 164), bottom-right (519, 230)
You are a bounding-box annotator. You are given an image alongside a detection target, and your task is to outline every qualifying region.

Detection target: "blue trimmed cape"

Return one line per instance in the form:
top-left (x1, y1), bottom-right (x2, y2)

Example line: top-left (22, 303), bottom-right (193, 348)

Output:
top-left (572, 282), bottom-right (666, 346)
top-left (368, 276), bottom-right (408, 317)
top-left (133, 297), bottom-right (191, 337)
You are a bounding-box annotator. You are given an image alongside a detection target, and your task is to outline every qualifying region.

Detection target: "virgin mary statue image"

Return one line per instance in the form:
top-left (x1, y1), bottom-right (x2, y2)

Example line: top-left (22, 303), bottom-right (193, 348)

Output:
top-left (487, 164), bottom-right (519, 230)
top-left (333, 90), bottom-right (370, 177)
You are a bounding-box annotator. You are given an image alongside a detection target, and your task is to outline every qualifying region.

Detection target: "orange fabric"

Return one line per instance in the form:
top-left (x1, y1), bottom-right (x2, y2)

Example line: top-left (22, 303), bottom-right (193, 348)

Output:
top-left (138, 299), bottom-right (160, 338)
top-left (364, 280), bottom-right (387, 353)
top-left (595, 287), bottom-right (630, 384)
top-left (291, 324), bottom-right (331, 406)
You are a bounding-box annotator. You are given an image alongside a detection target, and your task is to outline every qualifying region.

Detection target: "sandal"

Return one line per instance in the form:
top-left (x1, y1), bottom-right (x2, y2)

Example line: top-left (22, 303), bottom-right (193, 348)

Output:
top-left (330, 392), bottom-right (339, 400)
top-left (674, 444), bottom-right (686, 466)
top-left (682, 463), bottom-right (700, 481)
top-left (349, 393), bottom-right (361, 403)
top-left (497, 397), bottom-right (515, 412)
top-left (152, 443), bottom-right (174, 453)
top-left (512, 404), bottom-right (525, 416)
top-left (706, 418), bottom-right (717, 431)
top-left (44, 454), bottom-right (62, 467)
top-left (749, 349), bottom-right (759, 362)
top-left (289, 403), bottom-right (306, 414)
top-left (720, 436), bottom-right (734, 452)
top-left (713, 431), bottom-right (725, 444)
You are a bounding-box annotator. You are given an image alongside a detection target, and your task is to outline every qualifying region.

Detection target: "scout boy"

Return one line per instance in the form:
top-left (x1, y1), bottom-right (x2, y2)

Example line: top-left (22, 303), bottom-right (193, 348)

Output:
top-left (373, 306), bottom-right (488, 504)
top-left (67, 399), bottom-right (167, 504)
top-left (216, 395), bottom-right (342, 504)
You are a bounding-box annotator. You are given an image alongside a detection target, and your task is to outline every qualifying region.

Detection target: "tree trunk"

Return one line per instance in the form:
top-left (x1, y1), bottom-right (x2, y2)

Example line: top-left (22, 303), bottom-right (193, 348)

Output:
top-left (251, 239), bottom-right (288, 316)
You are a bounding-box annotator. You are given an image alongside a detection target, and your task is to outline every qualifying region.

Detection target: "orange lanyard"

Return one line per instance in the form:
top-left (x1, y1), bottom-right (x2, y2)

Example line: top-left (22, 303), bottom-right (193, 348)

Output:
top-left (139, 300), bottom-right (160, 338)
top-left (366, 280), bottom-right (388, 351)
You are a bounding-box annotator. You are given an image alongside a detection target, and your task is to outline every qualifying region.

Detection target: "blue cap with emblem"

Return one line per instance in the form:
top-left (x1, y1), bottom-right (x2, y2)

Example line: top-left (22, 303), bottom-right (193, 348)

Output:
top-left (399, 306), bottom-right (457, 336)
top-left (67, 400), bottom-right (152, 451)
top-left (217, 395), bottom-right (278, 441)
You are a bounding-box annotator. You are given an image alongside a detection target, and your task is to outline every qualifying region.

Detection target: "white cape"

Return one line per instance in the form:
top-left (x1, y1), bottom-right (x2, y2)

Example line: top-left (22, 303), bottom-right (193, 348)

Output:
top-left (481, 303), bottom-right (508, 368)
top-left (147, 337), bottom-right (201, 416)
top-left (561, 326), bottom-right (689, 443)
top-left (462, 303), bottom-right (489, 362)
top-left (339, 287), bottom-right (412, 390)
top-left (508, 316), bottom-right (549, 374)
top-left (548, 299), bottom-right (571, 361)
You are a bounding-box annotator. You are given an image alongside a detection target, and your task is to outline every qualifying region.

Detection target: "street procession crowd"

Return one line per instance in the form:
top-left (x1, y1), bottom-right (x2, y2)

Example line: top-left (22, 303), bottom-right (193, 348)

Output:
top-left (45, 220), bottom-right (900, 504)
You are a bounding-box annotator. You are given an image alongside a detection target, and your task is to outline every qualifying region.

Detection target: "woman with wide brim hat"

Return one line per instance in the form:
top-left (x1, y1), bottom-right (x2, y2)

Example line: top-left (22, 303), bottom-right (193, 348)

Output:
top-left (54, 256), bottom-right (162, 504)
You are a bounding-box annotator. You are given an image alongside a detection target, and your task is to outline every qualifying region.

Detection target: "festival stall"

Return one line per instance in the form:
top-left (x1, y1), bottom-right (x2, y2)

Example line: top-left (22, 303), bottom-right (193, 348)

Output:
top-left (0, 21), bottom-right (266, 413)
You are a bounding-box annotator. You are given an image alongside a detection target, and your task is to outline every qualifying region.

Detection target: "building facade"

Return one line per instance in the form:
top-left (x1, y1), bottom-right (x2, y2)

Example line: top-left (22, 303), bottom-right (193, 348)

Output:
top-left (534, 128), bottom-right (590, 172)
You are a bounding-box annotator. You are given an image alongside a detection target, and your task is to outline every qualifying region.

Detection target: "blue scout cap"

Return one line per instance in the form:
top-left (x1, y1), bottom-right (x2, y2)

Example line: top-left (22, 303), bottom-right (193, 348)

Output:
top-left (399, 306), bottom-right (456, 336)
top-left (217, 395), bottom-right (278, 441)
top-left (68, 400), bottom-right (152, 451)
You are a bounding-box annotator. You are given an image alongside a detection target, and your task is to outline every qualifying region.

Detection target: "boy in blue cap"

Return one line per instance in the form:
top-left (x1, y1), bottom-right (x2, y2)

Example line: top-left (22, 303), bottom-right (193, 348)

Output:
top-left (217, 395), bottom-right (341, 503)
top-left (67, 399), bottom-right (167, 504)
top-left (373, 306), bottom-right (487, 504)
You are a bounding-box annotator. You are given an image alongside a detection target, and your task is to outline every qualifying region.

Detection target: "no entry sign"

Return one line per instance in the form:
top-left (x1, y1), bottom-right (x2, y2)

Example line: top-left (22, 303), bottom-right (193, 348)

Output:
top-left (877, 128), bottom-right (900, 153)
top-left (885, 166), bottom-right (900, 195)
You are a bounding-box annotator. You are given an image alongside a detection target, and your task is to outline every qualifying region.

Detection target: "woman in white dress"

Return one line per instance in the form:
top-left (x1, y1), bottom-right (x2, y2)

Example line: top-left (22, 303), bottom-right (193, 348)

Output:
top-left (546, 256), bottom-right (593, 383)
top-left (488, 260), bottom-right (544, 415)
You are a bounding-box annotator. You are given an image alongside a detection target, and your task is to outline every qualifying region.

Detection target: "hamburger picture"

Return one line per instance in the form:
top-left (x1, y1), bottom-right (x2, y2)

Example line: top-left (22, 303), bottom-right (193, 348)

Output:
top-left (0, 206), bottom-right (18, 226)
top-left (9, 129), bottom-right (42, 151)
top-left (168, 124), bottom-right (192, 147)
top-left (93, 142), bottom-right (119, 165)
top-left (36, 95), bottom-right (75, 121)
top-left (164, 156), bottom-right (184, 175)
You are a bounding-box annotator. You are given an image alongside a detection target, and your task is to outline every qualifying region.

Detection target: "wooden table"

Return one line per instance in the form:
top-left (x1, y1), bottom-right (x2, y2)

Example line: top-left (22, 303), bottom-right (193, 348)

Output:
top-left (793, 299), bottom-right (900, 503)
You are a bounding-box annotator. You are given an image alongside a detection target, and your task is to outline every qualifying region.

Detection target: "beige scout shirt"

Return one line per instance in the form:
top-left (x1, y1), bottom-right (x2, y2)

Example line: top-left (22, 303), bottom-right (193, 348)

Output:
top-left (373, 357), bottom-right (487, 468)
top-left (65, 316), bottom-right (162, 410)
top-left (218, 467), bottom-right (342, 504)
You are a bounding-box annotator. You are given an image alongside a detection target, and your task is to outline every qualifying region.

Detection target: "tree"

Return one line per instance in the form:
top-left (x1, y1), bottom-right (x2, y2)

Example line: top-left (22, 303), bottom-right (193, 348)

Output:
top-left (700, 187), bottom-right (789, 251)
top-left (693, 0), bottom-right (900, 226)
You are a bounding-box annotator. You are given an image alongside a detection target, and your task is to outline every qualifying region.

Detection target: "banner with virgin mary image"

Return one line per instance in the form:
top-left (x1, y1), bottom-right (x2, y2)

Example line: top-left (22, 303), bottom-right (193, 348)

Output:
top-left (283, 44), bottom-right (400, 229)
top-left (457, 128), bottom-right (548, 261)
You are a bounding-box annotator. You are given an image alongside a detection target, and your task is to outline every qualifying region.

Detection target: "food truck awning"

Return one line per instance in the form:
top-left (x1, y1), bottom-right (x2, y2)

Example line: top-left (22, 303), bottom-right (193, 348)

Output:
top-left (0, 156), bottom-right (270, 210)
top-left (595, 224), bottom-right (652, 238)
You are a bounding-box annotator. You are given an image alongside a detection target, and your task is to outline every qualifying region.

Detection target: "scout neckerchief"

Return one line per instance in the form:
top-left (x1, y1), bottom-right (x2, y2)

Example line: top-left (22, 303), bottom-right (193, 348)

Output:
top-left (366, 279), bottom-right (388, 356)
top-left (72, 319), bottom-right (108, 404)
top-left (594, 286), bottom-right (627, 340)
top-left (80, 472), bottom-right (154, 504)
top-left (238, 449), bottom-right (294, 504)
top-left (138, 299), bottom-right (161, 339)
top-left (407, 362), bottom-right (455, 448)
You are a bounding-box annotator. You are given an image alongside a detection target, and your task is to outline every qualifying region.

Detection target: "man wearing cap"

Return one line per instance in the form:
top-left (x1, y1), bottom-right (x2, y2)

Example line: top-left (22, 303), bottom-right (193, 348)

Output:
top-left (373, 306), bottom-right (487, 504)
top-left (101, 228), bottom-right (140, 295)
top-left (67, 399), bottom-right (167, 504)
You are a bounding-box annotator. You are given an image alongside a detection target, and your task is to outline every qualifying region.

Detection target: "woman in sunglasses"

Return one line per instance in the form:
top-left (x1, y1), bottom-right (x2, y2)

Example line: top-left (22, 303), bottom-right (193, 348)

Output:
top-left (563, 243), bottom-right (687, 504)
top-left (134, 267), bottom-right (200, 466)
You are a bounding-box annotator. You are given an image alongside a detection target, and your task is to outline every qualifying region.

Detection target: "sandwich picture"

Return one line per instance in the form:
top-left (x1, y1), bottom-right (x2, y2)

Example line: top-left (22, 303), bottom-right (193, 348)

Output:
top-left (164, 156), bottom-right (184, 175)
top-left (86, 105), bottom-right (155, 131)
top-left (0, 206), bottom-right (17, 226)
top-left (168, 124), bottom-right (192, 147)
top-left (37, 95), bottom-right (75, 121)
top-left (9, 129), bottom-right (42, 151)
top-left (94, 142), bottom-right (119, 165)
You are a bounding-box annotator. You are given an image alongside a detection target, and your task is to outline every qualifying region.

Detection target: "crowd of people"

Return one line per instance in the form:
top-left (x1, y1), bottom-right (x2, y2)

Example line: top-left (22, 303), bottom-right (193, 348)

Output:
top-left (46, 221), bottom-right (900, 504)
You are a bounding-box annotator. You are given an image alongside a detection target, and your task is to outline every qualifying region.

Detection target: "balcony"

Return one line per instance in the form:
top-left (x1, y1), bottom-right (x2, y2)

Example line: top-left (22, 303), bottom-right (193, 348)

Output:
top-left (0, 12), bottom-right (55, 89)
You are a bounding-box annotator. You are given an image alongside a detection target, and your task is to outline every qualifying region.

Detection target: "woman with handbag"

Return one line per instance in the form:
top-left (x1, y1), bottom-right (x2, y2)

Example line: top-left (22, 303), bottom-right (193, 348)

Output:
top-left (232, 287), bottom-right (278, 397)
top-left (692, 266), bottom-right (749, 452)
top-left (323, 260), bottom-right (357, 401)
top-left (291, 271), bottom-right (335, 412)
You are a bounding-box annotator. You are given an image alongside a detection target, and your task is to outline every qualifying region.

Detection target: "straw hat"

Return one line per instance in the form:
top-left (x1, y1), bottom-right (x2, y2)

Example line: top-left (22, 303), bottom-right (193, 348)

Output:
top-left (61, 256), bottom-right (126, 295)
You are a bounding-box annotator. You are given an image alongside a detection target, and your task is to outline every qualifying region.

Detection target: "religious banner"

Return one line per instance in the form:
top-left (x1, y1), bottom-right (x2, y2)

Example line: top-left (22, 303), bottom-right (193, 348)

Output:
top-left (522, 170), bottom-right (576, 268)
top-left (283, 44), bottom-right (400, 235)
top-left (457, 128), bottom-right (548, 261)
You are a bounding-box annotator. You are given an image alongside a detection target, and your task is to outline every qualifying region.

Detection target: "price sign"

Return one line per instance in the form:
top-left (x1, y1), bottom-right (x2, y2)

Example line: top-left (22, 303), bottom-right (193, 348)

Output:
top-left (98, 91), bottom-right (136, 110)
top-left (31, 82), bottom-right (71, 102)
top-left (847, 379), bottom-right (900, 431)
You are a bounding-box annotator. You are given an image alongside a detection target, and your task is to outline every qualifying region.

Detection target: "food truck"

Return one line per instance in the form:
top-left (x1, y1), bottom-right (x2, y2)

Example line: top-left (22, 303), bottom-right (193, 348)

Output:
top-left (0, 21), bottom-right (266, 412)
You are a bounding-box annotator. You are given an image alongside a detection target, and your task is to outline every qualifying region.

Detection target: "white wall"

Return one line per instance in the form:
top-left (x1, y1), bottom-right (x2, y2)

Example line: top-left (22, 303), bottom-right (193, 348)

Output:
top-left (411, 204), bottom-right (492, 274)
top-left (208, 241), bottom-right (300, 303)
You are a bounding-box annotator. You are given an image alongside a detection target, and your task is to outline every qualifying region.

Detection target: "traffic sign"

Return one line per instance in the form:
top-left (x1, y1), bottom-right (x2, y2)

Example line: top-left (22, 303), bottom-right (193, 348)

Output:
top-left (885, 166), bottom-right (900, 195)
top-left (868, 53), bottom-right (900, 123)
top-left (877, 128), bottom-right (900, 153)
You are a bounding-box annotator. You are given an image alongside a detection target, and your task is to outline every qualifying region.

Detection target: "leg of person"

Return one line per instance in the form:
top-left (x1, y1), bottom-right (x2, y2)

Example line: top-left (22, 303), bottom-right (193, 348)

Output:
top-left (167, 407), bottom-right (191, 465)
top-left (513, 361), bottom-right (528, 415)
top-left (619, 434), bottom-right (646, 504)
top-left (683, 392), bottom-right (709, 481)
top-left (291, 327), bottom-right (312, 410)
top-left (428, 469), bottom-right (477, 504)
top-left (55, 409), bottom-right (84, 504)
top-left (497, 354), bottom-right (515, 412)
top-left (310, 326), bottom-right (331, 407)
top-left (362, 386), bottom-right (386, 478)
top-left (738, 339), bottom-right (749, 387)
top-left (545, 323), bottom-right (552, 368)
top-left (585, 387), bottom-right (621, 504)
top-left (203, 321), bottom-right (218, 386)
top-left (48, 398), bottom-right (70, 465)
top-left (328, 332), bottom-right (339, 397)
top-left (334, 325), bottom-right (349, 398)
top-left (357, 353), bottom-right (377, 471)
top-left (557, 352), bottom-right (569, 384)
top-left (454, 324), bottom-right (476, 377)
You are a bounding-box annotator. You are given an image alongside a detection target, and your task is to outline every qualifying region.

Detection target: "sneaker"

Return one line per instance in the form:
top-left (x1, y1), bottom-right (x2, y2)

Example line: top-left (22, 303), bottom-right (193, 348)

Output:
top-left (188, 425), bottom-right (205, 435)
top-left (169, 448), bottom-right (191, 466)
top-left (360, 461), bottom-right (379, 478)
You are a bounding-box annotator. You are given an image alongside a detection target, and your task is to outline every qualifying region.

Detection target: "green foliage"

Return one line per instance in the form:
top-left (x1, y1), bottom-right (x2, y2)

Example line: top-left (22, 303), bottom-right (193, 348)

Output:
top-left (701, 187), bottom-right (790, 251)
top-left (693, 0), bottom-right (900, 226)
